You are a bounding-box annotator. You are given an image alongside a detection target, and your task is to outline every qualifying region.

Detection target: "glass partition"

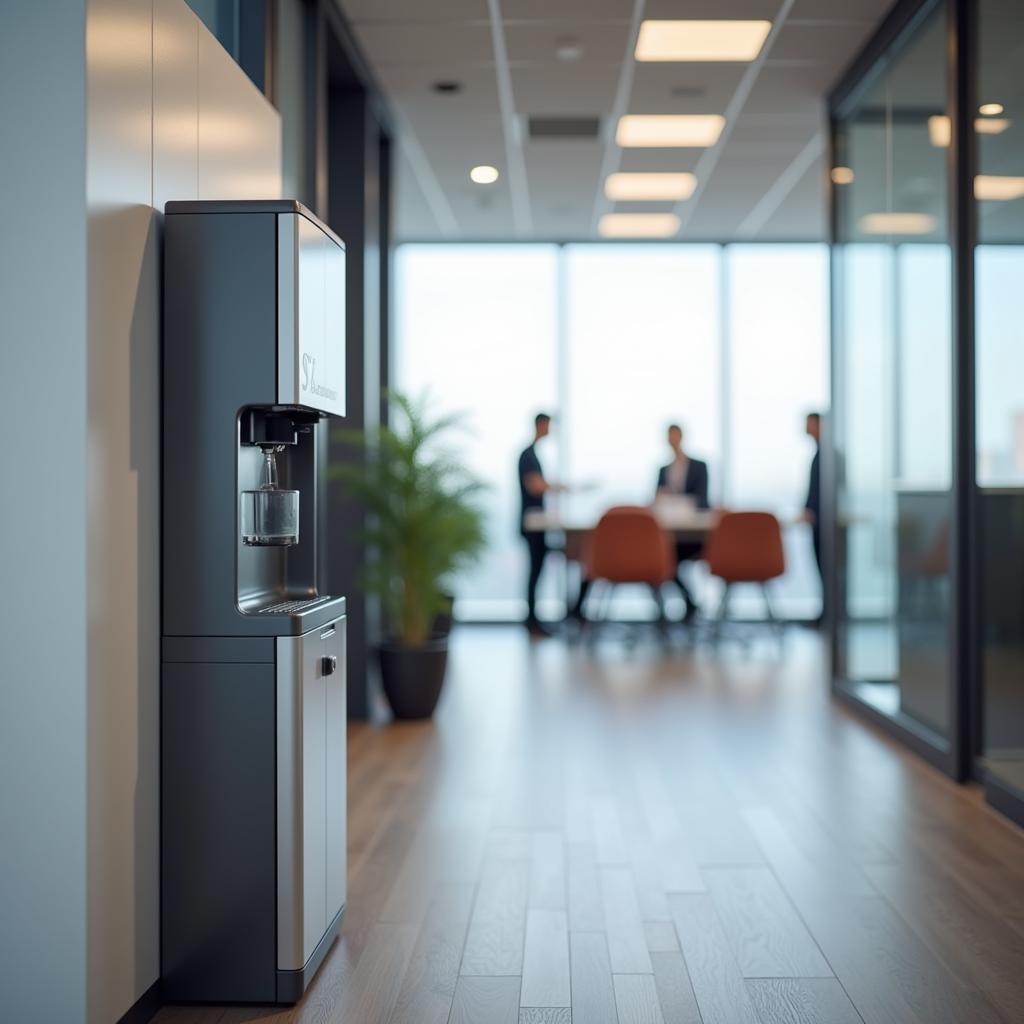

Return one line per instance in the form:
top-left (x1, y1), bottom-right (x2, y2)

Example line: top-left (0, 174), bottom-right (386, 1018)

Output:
top-left (833, 0), bottom-right (953, 741)
top-left (976, 0), bottom-right (1024, 796)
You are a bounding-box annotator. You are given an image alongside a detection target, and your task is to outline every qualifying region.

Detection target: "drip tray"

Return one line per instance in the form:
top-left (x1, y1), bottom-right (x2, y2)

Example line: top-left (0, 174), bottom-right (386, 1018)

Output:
top-left (255, 597), bottom-right (329, 615)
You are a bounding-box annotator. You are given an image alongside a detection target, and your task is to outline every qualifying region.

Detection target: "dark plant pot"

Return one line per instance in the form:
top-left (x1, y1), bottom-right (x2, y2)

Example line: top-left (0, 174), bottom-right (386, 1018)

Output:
top-left (378, 639), bottom-right (449, 720)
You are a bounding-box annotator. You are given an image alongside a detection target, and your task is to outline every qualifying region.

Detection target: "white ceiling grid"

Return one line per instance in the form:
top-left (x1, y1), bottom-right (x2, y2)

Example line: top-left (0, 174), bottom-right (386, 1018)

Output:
top-left (339, 0), bottom-right (894, 241)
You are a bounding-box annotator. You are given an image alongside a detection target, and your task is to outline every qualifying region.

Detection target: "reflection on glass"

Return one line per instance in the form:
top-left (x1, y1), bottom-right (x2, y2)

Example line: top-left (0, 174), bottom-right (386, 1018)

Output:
top-left (834, 2), bottom-right (952, 738)
top-left (976, 0), bottom-right (1024, 791)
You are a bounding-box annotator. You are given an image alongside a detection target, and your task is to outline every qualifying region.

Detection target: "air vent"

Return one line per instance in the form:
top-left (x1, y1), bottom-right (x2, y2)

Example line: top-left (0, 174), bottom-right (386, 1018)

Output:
top-left (528, 116), bottom-right (601, 140)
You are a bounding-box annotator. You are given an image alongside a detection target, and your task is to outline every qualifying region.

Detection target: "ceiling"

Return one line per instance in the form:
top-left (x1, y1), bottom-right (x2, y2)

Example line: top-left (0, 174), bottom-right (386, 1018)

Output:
top-left (338, 0), bottom-right (896, 242)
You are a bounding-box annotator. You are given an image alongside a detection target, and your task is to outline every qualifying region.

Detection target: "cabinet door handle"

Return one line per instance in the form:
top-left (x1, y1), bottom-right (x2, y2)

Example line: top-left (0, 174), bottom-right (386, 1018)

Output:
top-left (321, 655), bottom-right (338, 676)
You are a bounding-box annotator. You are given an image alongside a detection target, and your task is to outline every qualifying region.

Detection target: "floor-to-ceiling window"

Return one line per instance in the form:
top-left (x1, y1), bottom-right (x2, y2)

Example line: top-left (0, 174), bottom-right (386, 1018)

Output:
top-left (833, 0), bottom-right (954, 748)
top-left (975, 0), bottom-right (1024, 804)
top-left (396, 243), bottom-right (828, 621)
top-left (395, 245), bottom-right (560, 621)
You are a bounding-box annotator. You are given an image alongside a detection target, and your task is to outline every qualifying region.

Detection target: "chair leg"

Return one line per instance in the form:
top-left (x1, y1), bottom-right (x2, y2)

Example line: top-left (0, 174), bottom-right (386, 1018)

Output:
top-left (713, 582), bottom-right (731, 641)
top-left (649, 583), bottom-right (670, 643)
top-left (585, 581), bottom-right (612, 646)
top-left (760, 582), bottom-right (782, 634)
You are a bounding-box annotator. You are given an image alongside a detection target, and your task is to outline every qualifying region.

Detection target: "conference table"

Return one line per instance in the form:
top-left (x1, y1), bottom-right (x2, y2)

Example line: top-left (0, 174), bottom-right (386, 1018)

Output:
top-left (522, 502), bottom-right (719, 549)
top-left (522, 502), bottom-right (720, 612)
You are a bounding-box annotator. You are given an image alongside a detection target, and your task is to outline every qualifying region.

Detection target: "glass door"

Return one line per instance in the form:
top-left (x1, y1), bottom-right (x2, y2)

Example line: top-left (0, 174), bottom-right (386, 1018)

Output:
top-left (832, 0), bottom-right (956, 760)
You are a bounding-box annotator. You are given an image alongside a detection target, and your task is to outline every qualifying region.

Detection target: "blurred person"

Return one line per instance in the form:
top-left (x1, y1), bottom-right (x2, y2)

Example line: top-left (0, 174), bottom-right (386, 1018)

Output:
top-left (803, 411), bottom-right (823, 620)
top-left (656, 423), bottom-right (709, 621)
top-left (518, 412), bottom-right (566, 638)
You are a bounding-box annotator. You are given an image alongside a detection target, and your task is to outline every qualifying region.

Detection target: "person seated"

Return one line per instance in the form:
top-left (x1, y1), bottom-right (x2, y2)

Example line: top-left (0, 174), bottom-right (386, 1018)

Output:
top-left (656, 423), bottom-right (709, 621)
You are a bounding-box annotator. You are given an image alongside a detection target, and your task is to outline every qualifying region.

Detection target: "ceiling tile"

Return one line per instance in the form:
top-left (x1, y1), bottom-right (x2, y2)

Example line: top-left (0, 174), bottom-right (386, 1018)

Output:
top-left (354, 22), bottom-right (494, 65)
top-left (339, 0), bottom-right (487, 23)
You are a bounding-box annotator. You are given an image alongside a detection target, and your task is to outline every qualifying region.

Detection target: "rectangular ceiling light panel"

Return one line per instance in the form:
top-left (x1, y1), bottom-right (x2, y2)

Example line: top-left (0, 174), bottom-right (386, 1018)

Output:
top-left (975, 175), bottom-right (1024, 200)
top-left (859, 212), bottom-right (938, 235)
top-left (635, 20), bottom-right (772, 62)
top-left (616, 114), bottom-right (725, 148)
top-left (928, 114), bottom-right (1010, 147)
top-left (599, 213), bottom-right (681, 238)
top-left (605, 172), bottom-right (697, 201)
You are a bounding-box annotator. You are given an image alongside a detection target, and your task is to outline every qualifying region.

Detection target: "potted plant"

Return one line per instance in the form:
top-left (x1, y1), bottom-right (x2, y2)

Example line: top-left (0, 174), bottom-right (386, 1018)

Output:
top-left (332, 393), bottom-right (486, 719)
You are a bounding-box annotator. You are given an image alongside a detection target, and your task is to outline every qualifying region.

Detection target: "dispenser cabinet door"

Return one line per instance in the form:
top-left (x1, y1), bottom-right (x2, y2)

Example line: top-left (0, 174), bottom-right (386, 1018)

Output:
top-left (276, 617), bottom-right (347, 971)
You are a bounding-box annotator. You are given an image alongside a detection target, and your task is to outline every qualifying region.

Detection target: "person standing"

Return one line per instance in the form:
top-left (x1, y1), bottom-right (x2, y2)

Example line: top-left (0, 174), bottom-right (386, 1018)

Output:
top-left (803, 411), bottom-right (823, 621)
top-left (518, 413), bottom-right (564, 638)
top-left (656, 423), bottom-right (710, 621)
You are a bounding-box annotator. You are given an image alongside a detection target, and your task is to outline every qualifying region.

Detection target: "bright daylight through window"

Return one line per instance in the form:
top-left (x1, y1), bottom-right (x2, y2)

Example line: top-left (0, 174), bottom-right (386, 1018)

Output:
top-left (397, 244), bottom-right (828, 621)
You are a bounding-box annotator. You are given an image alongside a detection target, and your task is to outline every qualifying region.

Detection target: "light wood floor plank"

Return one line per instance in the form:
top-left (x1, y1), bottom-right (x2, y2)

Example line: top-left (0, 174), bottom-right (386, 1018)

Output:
top-left (615, 973), bottom-right (667, 1024)
top-left (326, 922), bottom-right (416, 1024)
top-left (746, 978), bottom-right (862, 1024)
top-left (644, 920), bottom-right (679, 953)
top-left (743, 806), bottom-right (1007, 1024)
top-left (703, 866), bottom-right (833, 978)
top-left (389, 882), bottom-right (475, 1024)
top-left (520, 910), bottom-right (570, 1007)
top-left (592, 795), bottom-right (629, 865)
top-left (529, 831), bottom-right (566, 911)
top-left (461, 860), bottom-right (530, 977)
top-left (569, 931), bottom-right (618, 1024)
top-left (601, 867), bottom-right (654, 974)
top-left (650, 951), bottom-right (702, 1024)
top-left (567, 842), bottom-right (605, 931)
top-left (667, 893), bottom-right (760, 1024)
top-left (517, 1009), bottom-right (571, 1024)
top-left (448, 976), bottom-right (520, 1024)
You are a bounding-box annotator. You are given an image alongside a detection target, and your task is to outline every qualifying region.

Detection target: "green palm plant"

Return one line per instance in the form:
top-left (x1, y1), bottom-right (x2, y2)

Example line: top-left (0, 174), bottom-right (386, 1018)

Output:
top-left (331, 392), bottom-right (487, 647)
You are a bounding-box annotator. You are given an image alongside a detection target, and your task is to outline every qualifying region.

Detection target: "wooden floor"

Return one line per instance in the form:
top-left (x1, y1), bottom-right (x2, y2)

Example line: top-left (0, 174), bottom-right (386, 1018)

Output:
top-left (156, 626), bottom-right (1024, 1024)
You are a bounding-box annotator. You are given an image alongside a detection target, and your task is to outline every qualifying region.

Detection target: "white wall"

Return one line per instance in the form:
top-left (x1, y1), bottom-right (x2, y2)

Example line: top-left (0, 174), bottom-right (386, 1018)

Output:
top-left (0, 3), bottom-right (90, 1021)
top-left (85, 2), bottom-right (281, 1022)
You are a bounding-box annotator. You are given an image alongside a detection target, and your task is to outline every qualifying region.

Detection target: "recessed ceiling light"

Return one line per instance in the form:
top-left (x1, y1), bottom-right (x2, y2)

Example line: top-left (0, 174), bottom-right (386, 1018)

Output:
top-left (599, 213), bottom-right (681, 238)
top-left (605, 172), bottom-right (697, 201)
top-left (616, 114), bottom-right (725, 148)
top-left (979, 102), bottom-right (1004, 116)
top-left (470, 165), bottom-right (499, 184)
top-left (831, 166), bottom-right (855, 185)
top-left (859, 212), bottom-right (937, 235)
top-left (975, 175), bottom-right (1024, 201)
top-left (976, 117), bottom-right (1009, 135)
top-left (555, 36), bottom-right (584, 61)
top-left (635, 20), bottom-right (772, 62)
top-left (929, 114), bottom-right (1010, 147)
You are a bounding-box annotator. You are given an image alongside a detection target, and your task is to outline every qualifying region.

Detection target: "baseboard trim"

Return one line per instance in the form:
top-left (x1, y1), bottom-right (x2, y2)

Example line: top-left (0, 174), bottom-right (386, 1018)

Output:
top-left (115, 979), bottom-right (162, 1024)
top-left (986, 771), bottom-right (1024, 830)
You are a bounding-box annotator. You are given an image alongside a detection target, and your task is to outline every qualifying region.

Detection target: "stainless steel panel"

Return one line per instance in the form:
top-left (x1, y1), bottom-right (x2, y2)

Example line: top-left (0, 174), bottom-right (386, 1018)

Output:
top-left (276, 213), bottom-right (345, 417)
top-left (277, 619), bottom-right (344, 971)
top-left (276, 214), bottom-right (297, 404)
top-left (324, 622), bottom-right (347, 920)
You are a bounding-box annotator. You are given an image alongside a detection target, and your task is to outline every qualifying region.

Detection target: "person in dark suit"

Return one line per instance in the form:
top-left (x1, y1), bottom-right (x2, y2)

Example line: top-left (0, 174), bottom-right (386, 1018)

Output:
top-left (803, 411), bottom-right (823, 620)
top-left (518, 412), bottom-right (565, 638)
top-left (656, 423), bottom-right (710, 621)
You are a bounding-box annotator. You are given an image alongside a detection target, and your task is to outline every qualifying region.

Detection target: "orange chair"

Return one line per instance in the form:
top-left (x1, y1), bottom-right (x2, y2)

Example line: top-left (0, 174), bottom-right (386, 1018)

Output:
top-left (703, 511), bottom-right (786, 627)
top-left (581, 506), bottom-right (676, 636)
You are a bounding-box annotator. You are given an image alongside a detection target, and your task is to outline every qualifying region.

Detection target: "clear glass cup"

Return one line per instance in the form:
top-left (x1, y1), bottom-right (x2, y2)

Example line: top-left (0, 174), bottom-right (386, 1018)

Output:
top-left (241, 448), bottom-right (300, 546)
